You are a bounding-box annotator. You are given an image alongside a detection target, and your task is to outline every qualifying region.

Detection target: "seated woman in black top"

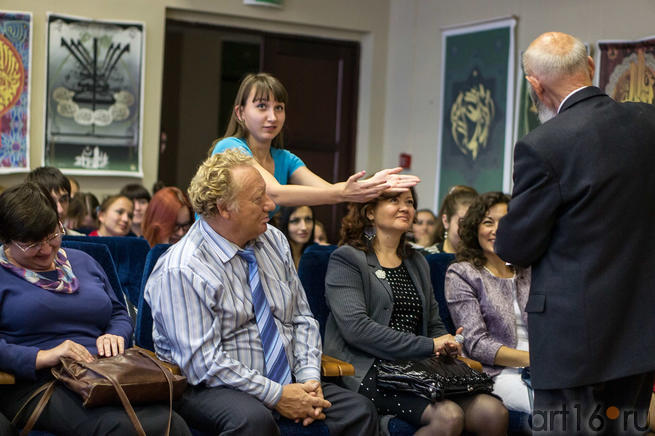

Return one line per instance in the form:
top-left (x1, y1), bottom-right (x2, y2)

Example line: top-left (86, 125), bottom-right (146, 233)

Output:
top-left (323, 188), bottom-right (508, 435)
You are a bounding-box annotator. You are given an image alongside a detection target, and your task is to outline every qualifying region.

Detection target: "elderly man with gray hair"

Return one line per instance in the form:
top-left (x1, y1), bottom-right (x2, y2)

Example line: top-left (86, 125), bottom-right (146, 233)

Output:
top-left (496, 32), bottom-right (655, 434)
top-left (145, 149), bottom-right (378, 435)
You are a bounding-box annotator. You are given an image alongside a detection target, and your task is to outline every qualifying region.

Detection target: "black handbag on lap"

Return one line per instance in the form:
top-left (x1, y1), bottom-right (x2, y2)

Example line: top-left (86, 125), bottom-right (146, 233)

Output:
top-left (377, 355), bottom-right (494, 402)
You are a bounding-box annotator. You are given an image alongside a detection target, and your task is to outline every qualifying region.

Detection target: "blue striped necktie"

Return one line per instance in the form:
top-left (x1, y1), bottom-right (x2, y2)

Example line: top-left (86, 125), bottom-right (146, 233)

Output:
top-left (238, 247), bottom-right (292, 385)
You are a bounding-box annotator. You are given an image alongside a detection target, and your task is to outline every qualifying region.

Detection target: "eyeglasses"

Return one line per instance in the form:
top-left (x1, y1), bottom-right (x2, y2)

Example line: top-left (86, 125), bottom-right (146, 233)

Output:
top-left (173, 221), bottom-right (192, 233)
top-left (13, 223), bottom-right (65, 254)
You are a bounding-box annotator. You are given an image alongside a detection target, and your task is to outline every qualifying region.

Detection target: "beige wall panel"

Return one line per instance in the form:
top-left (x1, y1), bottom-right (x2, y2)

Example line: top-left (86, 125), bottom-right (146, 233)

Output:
top-left (385, 0), bottom-right (655, 211)
top-left (0, 0), bottom-right (390, 199)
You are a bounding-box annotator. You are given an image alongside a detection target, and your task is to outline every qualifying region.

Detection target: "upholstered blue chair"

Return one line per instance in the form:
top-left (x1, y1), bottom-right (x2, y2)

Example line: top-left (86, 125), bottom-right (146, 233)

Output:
top-left (297, 244), bottom-right (337, 338)
top-left (60, 240), bottom-right (127, 309)
top-left (62, 235), bottom-right (151, 318)
top-left (297, 244), bottom-right (417, 435)
top-left (135, 244), bottom-right (170, 351)
top-left (425, 252), bottom-right (456, 334)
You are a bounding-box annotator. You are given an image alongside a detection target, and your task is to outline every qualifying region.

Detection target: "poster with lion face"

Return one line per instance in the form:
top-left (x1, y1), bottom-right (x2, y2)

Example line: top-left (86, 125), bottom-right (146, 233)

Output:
top-left (0, 10), bottom-right (31, 174)
top-left (436, 18), bottom-right (515, 204)
top-left (45, 14), bottom-right (144, 176)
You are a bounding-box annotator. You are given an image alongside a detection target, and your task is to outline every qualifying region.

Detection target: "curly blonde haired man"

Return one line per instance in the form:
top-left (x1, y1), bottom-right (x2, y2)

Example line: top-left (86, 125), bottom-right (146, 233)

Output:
top-left (146, 149), bottom-right (378, 436)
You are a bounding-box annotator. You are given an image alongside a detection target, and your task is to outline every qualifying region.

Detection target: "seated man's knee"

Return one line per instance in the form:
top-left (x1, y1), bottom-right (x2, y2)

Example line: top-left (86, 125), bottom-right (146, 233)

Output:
top-left (227, 405), bottom-right (278, 435)
top-left (356, 394), bottom-right (379, 431)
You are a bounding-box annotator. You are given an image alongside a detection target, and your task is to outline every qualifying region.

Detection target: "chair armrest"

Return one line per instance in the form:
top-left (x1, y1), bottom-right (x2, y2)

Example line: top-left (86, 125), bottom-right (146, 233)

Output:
top-left (135, 347), bottom-right (182, 376)
top-left (321, 355), bottom-right (355, 377)
top-left (0, 370), bottom-right (15, 384)
top-left (458, 356), bottom-right (483, 372)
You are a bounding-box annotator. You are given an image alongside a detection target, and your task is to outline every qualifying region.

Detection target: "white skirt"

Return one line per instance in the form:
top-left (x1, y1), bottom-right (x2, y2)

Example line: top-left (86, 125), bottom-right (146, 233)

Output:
top-left (492, 367), bottom-right (532, 413)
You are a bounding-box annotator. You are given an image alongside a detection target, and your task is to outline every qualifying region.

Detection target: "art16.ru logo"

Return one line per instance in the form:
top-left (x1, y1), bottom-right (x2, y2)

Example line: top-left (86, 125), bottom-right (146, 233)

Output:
top-left (532, 404), bottom-right (649, 433)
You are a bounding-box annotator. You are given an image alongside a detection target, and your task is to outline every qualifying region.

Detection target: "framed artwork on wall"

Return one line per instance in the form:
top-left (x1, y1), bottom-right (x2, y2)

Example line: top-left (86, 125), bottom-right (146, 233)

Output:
top-left (435, 17), bottom-right (516, 205)
top-left (44, 13), bottom-right (145, 176)
top-left (596, 36), bottom-right (655, 104)
top-left (0, 10), bottom-right (32, 174)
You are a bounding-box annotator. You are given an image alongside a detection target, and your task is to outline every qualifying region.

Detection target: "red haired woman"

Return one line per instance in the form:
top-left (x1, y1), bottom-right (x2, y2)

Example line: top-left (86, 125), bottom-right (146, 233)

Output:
top-left (141, 187), bottom-right (194, 247)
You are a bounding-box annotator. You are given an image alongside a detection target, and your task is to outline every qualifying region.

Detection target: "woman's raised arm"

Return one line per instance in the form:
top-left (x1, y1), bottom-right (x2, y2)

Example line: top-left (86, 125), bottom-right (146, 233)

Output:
top-left (258, 163), bottom-right (419, 207)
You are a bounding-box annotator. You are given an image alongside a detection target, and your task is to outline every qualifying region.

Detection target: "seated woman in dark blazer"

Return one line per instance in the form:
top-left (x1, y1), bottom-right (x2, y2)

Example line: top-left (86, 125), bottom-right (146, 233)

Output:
top-left (324, 188), bottom-right (508, 435)
top-left (0, 183), bottom-right (190, 435)
top-left (445, 192), bottom-right (531, 414)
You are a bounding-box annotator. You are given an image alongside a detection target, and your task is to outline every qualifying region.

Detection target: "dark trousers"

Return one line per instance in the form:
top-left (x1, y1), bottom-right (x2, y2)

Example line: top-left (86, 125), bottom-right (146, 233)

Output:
top-left (175, 381), bottom-right (379, 436)
top-left (0, 373), bottom-right (192, 436)
top-left (533, 371), bottom-right (653, 435)
top-left (0, 412), bottom-right (17, 436)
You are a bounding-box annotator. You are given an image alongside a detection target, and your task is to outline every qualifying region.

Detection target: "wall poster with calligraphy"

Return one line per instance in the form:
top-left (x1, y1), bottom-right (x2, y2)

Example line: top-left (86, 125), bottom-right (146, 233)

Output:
top-left (0, 11), bottom-right (31, 174)
top-left (435, 17), bottom-right (516, 205)
top-left (596, 36), bottom-right (655, 105)
top-left (44, 14), bottom-right (144, 176)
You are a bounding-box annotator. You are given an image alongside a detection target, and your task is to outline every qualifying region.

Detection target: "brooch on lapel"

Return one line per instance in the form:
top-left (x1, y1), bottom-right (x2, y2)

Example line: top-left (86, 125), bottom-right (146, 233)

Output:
top-left (375, 269), bottom-right (386, 280)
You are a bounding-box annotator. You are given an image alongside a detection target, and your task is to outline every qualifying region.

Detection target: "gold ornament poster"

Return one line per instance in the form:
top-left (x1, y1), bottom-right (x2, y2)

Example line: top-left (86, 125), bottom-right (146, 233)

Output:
top-left (597, 36), bottom-right (655, 104)
top-left (436, 17), bottom-right (516, 204)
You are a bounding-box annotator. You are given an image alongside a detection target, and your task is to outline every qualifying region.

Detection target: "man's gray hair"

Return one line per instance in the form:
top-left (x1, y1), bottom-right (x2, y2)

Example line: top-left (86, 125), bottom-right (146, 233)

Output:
top-left (523, 34), bottom-right (588, 80)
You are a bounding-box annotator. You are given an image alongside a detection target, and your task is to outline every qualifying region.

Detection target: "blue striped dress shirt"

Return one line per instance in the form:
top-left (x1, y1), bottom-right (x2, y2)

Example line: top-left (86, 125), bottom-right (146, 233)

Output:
top-left (144, 219), bottom-right (322, 407)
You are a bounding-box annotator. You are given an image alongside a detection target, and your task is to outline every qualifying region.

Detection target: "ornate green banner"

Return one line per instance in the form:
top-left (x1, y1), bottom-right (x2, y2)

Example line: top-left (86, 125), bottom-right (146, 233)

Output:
top-left (437, 18), bottom-right (516, 204)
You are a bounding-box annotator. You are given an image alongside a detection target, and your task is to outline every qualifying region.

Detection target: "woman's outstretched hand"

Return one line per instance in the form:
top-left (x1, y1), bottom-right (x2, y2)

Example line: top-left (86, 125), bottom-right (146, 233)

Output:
top-left (340, 167), bottom-right (420, 203)
top-left (378, 167), bottom-right (421, 193)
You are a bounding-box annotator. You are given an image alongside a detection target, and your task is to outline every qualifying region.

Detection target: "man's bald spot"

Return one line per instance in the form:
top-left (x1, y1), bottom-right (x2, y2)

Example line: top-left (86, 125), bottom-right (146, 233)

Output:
top-left (528, 32), bottom-right (578, 57)
top-left (523, 31), bottom-right (589, 81)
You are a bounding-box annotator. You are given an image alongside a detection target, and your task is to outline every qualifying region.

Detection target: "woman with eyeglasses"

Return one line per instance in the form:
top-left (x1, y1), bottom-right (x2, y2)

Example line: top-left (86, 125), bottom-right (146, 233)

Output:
top-left (141, 187), bottom-right (194, 247)
top-left (276, 205), bottom-right (315, 269)
top-left (0, 182), bottom-right (190, 435)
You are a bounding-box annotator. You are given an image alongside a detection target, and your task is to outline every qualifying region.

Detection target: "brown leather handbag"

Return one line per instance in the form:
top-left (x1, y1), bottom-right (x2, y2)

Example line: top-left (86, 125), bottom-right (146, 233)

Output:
top-left (14, 347), bottom-right (187, 436)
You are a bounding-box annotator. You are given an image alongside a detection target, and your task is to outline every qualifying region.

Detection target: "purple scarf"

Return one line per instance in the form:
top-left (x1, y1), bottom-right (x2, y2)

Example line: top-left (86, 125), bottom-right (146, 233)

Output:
top-left (0, 246), bottom-right (79, 294)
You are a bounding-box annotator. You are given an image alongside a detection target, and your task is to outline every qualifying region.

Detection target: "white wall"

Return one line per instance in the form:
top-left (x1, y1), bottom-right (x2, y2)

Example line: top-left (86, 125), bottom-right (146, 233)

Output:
top-left (384, 0), bottom-right (655, 211)
top-left (0, 0), bottom-right (390, 198)
top-left (5, 0), bottom-right (655, 207)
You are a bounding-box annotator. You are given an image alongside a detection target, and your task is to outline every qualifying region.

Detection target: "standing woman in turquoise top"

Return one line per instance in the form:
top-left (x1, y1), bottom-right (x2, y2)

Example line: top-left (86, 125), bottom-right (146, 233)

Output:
top-left (211, 73), bottom-right (419, 206)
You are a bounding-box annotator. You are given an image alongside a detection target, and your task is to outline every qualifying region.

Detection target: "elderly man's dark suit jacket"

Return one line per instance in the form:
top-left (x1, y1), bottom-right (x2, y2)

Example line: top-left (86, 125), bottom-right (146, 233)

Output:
top-left (495, 86), bottom-right (655, 390)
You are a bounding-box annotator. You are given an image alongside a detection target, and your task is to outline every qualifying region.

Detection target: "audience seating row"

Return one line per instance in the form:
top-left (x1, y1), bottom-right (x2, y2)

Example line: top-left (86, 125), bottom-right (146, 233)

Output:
top-left (62, 235), bottom-right (151, 321)
top-left (2, 238), bottom-right (529, 435)
top-left (297, 245), bottom-right (532, 434)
